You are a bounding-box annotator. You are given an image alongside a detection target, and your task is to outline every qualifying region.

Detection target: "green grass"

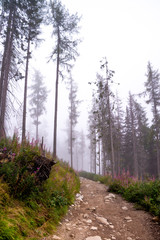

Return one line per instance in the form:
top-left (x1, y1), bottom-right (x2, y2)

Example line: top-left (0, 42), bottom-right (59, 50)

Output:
top-left (109, 174), bottom-right (160, 218)
top-left (79, 171), bottom-right (112, 185)
top-left (79, 170), bottom-right (160, 218)
top-left (0, 136), bottom-right (80, 239)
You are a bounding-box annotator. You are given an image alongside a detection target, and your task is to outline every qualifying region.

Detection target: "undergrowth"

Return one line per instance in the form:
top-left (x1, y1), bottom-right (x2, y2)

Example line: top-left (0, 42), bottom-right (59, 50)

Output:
top-left (109, 171), bottom-right (160, 217)
top-left (79, 171), bottom-right (112, 185)
top-left (79, 170), bottom-right (160, 218)
top-left (0, 136), bottom-right (80, 239)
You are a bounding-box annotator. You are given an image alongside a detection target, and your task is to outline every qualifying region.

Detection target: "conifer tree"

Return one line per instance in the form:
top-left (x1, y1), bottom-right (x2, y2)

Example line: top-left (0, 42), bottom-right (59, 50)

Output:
top-left (48, 0), bottom-right (80, 158)
top-left (114, 92), bottom-right (124, 175)
top-left (29, 70), bottom-right (48, 141)
top-left (0, 0), bottom-right (19, 138)
top-left (68, 75), bottom-right (80, 168)
top-left (0, 0), bottom-right (45, 139)
top-left (22, 0), bottom-right (45, 142)
top-left (145, 62), bottom-right (160, 177)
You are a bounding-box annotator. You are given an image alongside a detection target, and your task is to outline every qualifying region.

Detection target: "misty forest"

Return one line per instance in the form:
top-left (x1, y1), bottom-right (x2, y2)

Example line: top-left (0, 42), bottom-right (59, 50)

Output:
top-left (1, 0), bottom-right (160, 178)
top-left (1, 0), bottom-right (160, 239)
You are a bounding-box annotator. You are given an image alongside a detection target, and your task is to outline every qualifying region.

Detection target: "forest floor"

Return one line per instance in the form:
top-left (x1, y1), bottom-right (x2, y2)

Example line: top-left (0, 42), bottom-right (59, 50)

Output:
top-left (43, 177), bottom-right (160, 240)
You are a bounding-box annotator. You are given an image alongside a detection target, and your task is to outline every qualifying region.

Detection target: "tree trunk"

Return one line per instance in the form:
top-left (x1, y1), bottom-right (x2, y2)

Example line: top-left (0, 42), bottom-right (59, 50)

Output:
top-left (36, 114), bottom-right (38, 142)
top-left (116, 96), bottom-right (121, 176)
top-left (70, 77), bottom-right (73, 168)
top-left (129, 94), bottom-right (138, 178)
top-left (105, 65), bottom-right (115, 179)
top-left (53, 27), bottom-right (60, 158)
top-left (98, 140), bottom-right (101, 175)
top-left (94, 137), bottom-right (97, 174)
top-left (70, 120), bottom-right (73, 168)
top-left (0, 4), bottom-right (15, 138)
top-left (101, 133), bottom-right (108, 176)
top-left (22, 32), bottom-right (31, 142)
top-left (0, 0), bottom-right (4, 36)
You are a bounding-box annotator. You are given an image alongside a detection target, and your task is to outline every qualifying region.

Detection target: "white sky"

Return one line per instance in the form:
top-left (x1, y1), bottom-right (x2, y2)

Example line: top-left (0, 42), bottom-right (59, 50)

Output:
top-left (65, 0), bottom-right (160, 99)
top-left (13, 0), bottom-right (160, 163)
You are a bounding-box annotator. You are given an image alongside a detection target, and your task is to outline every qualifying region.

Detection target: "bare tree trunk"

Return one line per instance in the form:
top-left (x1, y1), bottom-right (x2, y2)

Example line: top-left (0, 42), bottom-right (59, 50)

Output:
top-left (0, 4), bottom-right (14, 138)
top-left (22, 32), bottom-right (31, 142)
top-left (129, 94), bottom-right (138, 178)
top-left (153, 97), bottom-right (160, 177)
top-left (102, 138), bottom-right (107, 175)
top-left (70, 77), bottom-right (73, 168)
top-left (75, 140), bottom-right (79, 171)
top-left (36, 114), bottom-right (38, 142)
top-left (94, 138), bottom-right (97, 174)
top-left (105, 64), bottom-right (115, 179)
top-left (98, 140), bottom-right (101, 175)
top-left (0, 0), bottom-right (4, 35)
top-left (81, 153), bottom-right (84, 171)
top-left (70, 123), bottom-right (73, 168)
top-left (116, 96), bottom-right (122, 175)
top-left (53, 27), bottom-right (60, 158)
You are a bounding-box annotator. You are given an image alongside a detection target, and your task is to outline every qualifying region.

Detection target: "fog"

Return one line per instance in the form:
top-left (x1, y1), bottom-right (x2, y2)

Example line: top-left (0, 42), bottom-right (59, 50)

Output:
top-left (6, 0), bottom-right (160, 171)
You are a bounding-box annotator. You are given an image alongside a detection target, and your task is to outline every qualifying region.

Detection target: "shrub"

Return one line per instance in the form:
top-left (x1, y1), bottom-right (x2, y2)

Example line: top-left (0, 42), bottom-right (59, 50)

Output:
top-left (109, 172), bottom-right (160, 217)
top-left (0, 219), bottom-right (19, 240)
top-left (0, 137), bottom-right (80, 239)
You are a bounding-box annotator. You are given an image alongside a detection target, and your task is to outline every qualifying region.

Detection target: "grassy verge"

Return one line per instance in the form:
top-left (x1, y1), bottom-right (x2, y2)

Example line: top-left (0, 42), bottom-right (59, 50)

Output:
top-left (79, 170), bottom-right (160, 218)
top-left (0, 137), bottom-right (80, 239)
top-left (108, 171), bottom-right (160, 218)
top-left (79, 171), bottom-right (112, 185)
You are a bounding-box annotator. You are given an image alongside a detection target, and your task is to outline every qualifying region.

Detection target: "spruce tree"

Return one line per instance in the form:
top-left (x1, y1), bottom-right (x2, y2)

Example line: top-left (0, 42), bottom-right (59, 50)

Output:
top-left (145, 62), bottom-right (160, 177)
top-left (21, 0), bottom-right (45, 142)
top-left (68, 75), bottom-right (80, 168)
top-left (48, 0), bottom-right (80, 158)
top-left (29, 70), bottom-right (48, 141)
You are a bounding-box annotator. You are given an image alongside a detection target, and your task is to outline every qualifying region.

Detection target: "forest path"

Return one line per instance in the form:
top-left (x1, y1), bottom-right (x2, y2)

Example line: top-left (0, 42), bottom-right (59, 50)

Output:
top-left (44, 177), bottom-right (160, 240)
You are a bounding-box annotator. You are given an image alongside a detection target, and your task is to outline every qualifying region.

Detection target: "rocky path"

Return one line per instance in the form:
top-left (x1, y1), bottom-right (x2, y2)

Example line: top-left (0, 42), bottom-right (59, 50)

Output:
top-left (44, 177), bottom-right (160, 240)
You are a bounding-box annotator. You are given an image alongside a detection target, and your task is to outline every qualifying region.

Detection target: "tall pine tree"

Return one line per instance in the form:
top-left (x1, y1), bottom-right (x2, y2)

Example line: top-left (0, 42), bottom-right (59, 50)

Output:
top-left (29, 70), bottom-right (48, 141)
top-left (48, 0), bottom-right (80, 158)
top-left (145, 62), bottom-right (160, 177)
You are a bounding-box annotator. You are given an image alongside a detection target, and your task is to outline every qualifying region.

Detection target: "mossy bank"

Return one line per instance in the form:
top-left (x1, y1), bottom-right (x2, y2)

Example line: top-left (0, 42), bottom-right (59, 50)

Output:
top-left (0, 137), bottom-right (80, 240)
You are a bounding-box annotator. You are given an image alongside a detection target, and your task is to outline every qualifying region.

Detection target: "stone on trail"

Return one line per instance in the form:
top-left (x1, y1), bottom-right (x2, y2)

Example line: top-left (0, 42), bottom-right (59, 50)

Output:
top-left (76, 193), bottom-right (84, 201)
top-left (124, 216), bottom-right (132, 222)
top-left (122, 206), bottom-right (128, 211)
top-left (84, 213), bottom-right (89, 218)
top-left (85, 236), bottom-right (102, 240)
top-left (83, 219), bottom-right (92, 224)
top-left (52, 235), bottom-right (61, 240)
top-left (96, 216), bottom-right (109, 226)
top-left (104, 193), bottom-right (116, 201)
top-left (90, 226), bottom-right (98, 230)
top-left (109, 224), bottom-right (114, 229)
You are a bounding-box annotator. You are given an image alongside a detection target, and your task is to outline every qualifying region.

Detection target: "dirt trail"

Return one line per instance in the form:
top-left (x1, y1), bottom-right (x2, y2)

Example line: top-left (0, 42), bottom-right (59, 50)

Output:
top-left (44, 177), bottom-right (160, 240)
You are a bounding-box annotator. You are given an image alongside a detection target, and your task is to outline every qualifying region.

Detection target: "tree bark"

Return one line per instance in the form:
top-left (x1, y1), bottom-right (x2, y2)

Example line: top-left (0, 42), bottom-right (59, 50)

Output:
top-left (98, 139), bottom-right (101, 175)
top-left (105, 64), bottom-right (115, 179)
top-left (129, 94), bottom-right (138, 178)
top-left (53, 27), bottom-right (60, 158)
top-left (70, 77), bottom-right (73, 168)
top-left (22, 32), bottom-right (31, 142)
top-left (36, 111), bottom-right (38, 142)
top-left (150, 75), bottom-right (160, 177)
top-left (0, 3), bottom-right (15, 138)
